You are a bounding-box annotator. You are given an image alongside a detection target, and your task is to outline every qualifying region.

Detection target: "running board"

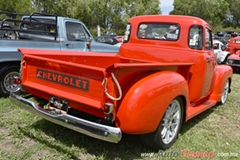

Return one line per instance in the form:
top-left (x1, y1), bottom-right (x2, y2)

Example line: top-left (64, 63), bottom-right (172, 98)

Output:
top-left (186, 100), bottom-right (217, 121)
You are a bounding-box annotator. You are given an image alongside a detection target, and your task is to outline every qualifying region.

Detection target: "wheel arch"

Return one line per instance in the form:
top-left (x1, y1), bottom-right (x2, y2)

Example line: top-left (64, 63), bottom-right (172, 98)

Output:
top-left (0, 61), bottom-right (21, 73)
top-left (210, 65), bottom-right (233, 102)
top-left (222, 52), bottom-right (230, 64)
top-left (0, 61), bottom-right (21, 97)
top-left (115, 71), bottom-right (189, 134)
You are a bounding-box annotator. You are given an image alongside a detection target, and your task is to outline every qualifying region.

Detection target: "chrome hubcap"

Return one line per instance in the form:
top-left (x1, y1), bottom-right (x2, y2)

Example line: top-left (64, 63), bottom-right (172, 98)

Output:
top-left (161, 99), bottom-right (181, 144)
top-left (221, 81), bottom-right (229, 104)
top-left (4, 71), bottom-right (21, 93)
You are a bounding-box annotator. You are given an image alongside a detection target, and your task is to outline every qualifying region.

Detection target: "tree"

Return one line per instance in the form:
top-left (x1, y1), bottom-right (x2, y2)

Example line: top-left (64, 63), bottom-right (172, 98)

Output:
top-left (225, 0), bottom-right (240, 27)
top-left (0, 0), bottom-right (35, 16)
top-left (88, 0), bottom-right (161, 34)
top-left (32, 0), bottom-right (58, 14)
top-left (170, 0), bottom-right (229, 28)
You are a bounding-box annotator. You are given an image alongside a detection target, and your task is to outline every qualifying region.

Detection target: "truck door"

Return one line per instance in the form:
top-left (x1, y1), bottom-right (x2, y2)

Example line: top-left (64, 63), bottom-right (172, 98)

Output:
top-left (188, 26), bottom-right (216, 101)
top-left (61, 21), bottom-right (91, 51)
top-left (201, 28), bottom-right (215, 96)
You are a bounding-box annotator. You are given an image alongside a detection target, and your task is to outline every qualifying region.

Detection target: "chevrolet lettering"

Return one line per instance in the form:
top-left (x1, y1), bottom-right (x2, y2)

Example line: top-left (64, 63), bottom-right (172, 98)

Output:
top-left (36, 69), bottom-right (89, 91)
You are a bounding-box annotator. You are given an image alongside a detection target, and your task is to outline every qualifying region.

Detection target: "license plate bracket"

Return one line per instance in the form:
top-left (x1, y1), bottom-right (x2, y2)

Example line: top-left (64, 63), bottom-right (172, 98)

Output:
top-left (49, 96), bottom-right (69, 113)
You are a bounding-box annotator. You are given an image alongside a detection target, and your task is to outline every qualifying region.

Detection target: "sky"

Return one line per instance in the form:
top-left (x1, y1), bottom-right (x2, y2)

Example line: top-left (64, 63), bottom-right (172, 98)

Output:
top-left (160, 0), bottom-right (174, 15)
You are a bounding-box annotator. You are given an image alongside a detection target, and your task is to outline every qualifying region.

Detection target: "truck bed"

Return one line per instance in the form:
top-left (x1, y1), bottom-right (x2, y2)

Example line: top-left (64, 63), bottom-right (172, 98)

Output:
top-left (19, 48), bottom-right (193, 117)
top-left (0, 40), bottom-right (61, 52)
top-left (20, 49), bottom-right (121, 109)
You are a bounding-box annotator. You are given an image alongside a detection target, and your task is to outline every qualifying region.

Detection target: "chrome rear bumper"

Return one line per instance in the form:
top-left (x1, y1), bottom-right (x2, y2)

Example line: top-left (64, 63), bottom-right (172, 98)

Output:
top-left (10, 93), bottom-right (122, 143)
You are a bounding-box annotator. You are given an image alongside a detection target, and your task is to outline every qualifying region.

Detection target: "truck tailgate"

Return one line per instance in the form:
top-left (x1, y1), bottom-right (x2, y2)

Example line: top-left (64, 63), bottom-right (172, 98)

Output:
top-left (19, 48), bottom-right (120, 109)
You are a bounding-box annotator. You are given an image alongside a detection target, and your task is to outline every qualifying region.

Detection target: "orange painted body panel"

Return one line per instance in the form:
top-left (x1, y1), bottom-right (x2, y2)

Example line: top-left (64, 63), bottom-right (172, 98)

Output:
top-left (116, 71), bottom-right (189, 134)
top-left (226, 37), bottom-right (240, 54)
top-left (20, 48), bottom-right (121, 117)
top-left (18, 15), bottom-right (233, 135)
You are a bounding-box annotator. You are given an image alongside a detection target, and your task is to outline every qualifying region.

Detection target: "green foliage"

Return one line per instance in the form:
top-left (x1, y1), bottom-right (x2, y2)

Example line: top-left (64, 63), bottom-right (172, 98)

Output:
top-left (225, 0), bottom-right (240, 27)
top-left (0, 0), bottom-right (34, 14)
top-left (8, 0), bottom-right (160, 35)
top-left (171, 0), bottom-right (240, 30)
top-left (0, 0), bottom-right (239, 35)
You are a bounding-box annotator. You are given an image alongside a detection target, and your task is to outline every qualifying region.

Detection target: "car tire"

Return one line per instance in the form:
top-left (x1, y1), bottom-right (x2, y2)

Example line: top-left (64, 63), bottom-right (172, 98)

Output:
top-left (218, 80), bottom-right (229, 105)
top-left (0, 21), bottom-right (19, 39)
top-left (140, 97), bottom-right (184, 150)
top-left (222, 55), bottom-right (229, 64)
top-left (0, 65), bottom-right (21, 97)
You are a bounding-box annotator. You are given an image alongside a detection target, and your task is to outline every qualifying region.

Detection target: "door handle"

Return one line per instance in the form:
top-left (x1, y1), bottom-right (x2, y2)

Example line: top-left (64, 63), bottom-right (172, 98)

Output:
top-left (206, 56), bottom-right (212, 62)
top-left (66, 43), bottom-right (73, 48)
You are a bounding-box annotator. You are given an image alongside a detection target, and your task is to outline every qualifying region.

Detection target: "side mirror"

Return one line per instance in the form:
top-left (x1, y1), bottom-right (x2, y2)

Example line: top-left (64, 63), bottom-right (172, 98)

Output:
top-left (86, 38), bottom-right (92, 49)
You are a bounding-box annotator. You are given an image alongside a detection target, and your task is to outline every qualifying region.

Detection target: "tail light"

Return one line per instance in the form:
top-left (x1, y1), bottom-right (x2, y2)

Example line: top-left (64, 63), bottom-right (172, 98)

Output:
top-left (104, 102), bottom-right (113, 114)
top-left (13, 77), bottom-right (21, 84)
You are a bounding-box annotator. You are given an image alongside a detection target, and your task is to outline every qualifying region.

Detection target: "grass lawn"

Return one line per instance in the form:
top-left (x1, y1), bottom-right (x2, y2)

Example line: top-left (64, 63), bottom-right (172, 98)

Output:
top-left (0, 73), bottom-right (239, 160)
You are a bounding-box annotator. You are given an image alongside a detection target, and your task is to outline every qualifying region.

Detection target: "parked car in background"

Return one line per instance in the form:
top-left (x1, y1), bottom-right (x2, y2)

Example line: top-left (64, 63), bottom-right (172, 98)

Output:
top-left (225, 37), bottom-right (240, 54)
top-left (230, 32), bottom-right (239, 38)
top-left (213, 40), bottom-right (230, 64)
top-left (226, 37), bottom-right (240, 71)
top-left (227, 50), bottom-right (240, 70)
top-left (114, 42), bottom-right (122, 47)
top-left (115, 35), bottom-right (124, 42)
top-left (213, 35), bottom-right (228, 45)
top-left (94, 36), bottom-right (119, 45)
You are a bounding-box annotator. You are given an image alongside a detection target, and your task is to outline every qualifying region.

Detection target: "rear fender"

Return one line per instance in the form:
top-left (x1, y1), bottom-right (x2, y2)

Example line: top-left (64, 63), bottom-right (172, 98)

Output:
top-left (210, 65), bottom-right (233, 101)
top-left (116, 71), bottom-right (189, 134)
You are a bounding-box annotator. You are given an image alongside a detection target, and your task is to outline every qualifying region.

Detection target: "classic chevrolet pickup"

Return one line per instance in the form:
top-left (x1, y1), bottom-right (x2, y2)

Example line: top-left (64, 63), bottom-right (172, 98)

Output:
top-left (10, 15), bottom-right (233, 150)
top-left (0, 11), bottom-right (119, 97)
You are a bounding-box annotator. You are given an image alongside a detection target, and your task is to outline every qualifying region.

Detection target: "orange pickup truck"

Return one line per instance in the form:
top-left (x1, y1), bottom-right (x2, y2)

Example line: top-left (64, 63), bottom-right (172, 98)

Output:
top-left (10, 15), bottom-right (233, 150)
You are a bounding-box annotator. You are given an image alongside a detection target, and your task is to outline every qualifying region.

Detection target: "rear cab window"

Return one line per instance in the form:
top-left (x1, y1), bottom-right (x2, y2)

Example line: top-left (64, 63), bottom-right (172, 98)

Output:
top-left (189, 26), bottom-right (203, 49)
top-left (137, 23), bottom-right (180, 40)
top-left (20, 18), bottom-right (56, 33)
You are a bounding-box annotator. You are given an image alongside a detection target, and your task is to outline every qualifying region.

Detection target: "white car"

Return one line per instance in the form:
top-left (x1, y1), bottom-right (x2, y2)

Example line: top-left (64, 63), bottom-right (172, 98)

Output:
top-left (213, 39), bottom-right (230, 64)
top-left (114, 42), bottom-right (122, 47)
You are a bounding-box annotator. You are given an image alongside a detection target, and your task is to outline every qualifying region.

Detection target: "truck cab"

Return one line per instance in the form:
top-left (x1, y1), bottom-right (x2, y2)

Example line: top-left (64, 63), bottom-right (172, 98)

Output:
top-left (120, 15), bottom-right (217, 103)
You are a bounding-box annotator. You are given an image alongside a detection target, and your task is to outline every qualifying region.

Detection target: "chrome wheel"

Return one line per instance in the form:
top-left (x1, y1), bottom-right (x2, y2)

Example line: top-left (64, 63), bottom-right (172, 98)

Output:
top-left (4, 31), bottom-right (18, 39)
top-left (140, 97), bottom-right (183, 150)
top-left (3, 71), bottom-right (21, 93)
top-left (220, 80), bottom-right (229, 104)
top-left (161, 99), bottom-right (181, 144)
